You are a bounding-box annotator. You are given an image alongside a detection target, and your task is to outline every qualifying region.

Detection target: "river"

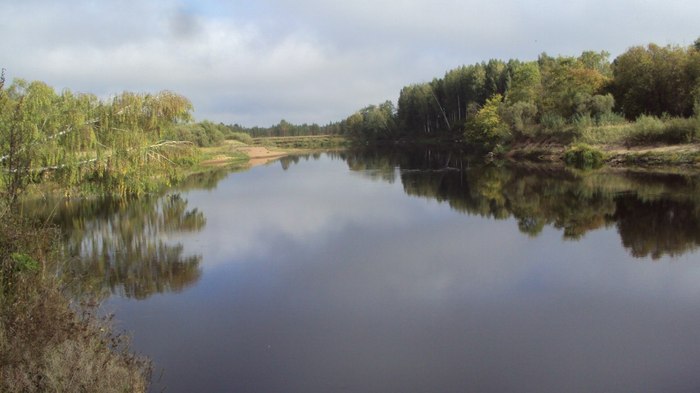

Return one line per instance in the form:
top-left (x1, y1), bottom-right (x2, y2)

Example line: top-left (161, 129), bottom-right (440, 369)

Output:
top-left (28, 148), bottom-right (700, 392)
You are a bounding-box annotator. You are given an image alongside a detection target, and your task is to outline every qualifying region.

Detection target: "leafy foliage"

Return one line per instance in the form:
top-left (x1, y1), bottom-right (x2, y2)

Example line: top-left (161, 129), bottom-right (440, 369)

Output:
top-left (612, 44), bottom-right (700, 118)
top-left (0, 76), bottom-right (193, 199)
top-left (335, 38), bottom-right (700, 150)
top-left (165, 121), bottom-right (225, 147)
top-left (563, 143), bottom-right (605, 169)
top-left (465, 94), bottom-right (510, 147)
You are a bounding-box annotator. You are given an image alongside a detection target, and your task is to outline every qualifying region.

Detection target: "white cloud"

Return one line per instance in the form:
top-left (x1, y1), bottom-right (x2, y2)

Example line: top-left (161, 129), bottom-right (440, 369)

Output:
top-left (2, 0), bottom-right (699, 126)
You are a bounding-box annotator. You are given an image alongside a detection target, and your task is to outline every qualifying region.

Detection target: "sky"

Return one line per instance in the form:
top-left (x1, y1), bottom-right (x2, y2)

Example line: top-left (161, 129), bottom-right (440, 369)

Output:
top-left (1, 0), bottom-right (699, 127)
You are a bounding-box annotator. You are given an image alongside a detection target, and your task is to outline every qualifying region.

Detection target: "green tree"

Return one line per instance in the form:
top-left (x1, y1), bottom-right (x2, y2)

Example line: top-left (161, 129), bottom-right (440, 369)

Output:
top-left (0, 76), bottom-right (193, 198)
top-left (612, 44), bottom-right (697, 118)
top-left (539, 52), bottom-right (610, 119)
top-left (506, 61), bottom-right (541, 104)
top-left (465, 94), bottom-right (510, 147)
top-left (343, 101), bottom-right (396, 141)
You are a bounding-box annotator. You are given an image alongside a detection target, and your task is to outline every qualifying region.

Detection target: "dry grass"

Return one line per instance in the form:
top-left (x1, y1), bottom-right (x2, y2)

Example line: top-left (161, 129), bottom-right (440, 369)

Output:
top-left (0, 205), bottom-right (151, 392)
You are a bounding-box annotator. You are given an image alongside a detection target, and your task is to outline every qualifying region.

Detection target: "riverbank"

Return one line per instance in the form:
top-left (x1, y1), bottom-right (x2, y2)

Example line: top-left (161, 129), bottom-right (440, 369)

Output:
top-left (0, 207), bottom-right (151, 392)
top-left (507, 141), bottom-right (700, 170)
top-left (200, 144), bottom-right (289, 168)
top-left (17, 137), bottom-right (341, 199)
top-left (199, 135), bottom-right (349, 169)
top-left (199, 134), bottom-right (700, 177)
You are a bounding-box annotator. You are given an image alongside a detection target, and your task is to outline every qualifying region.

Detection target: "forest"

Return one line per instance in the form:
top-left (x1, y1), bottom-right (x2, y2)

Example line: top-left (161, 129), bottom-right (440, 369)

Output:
top-left (334, 39), bottom-right (700, 151)
top-left (201, 37), bottom-right (700, 151)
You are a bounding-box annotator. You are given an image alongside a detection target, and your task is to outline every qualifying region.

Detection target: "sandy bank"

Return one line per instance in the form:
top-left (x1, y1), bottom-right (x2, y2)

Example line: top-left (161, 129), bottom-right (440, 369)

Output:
top-left (199, 145), bottom-right (289, 168)
top-left (237, 146), bottom-right (289, 167)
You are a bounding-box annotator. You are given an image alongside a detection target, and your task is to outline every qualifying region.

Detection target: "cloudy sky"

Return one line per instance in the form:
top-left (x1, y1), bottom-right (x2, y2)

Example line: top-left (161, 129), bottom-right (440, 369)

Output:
top-left (2, 0), bottom-right (698, 127)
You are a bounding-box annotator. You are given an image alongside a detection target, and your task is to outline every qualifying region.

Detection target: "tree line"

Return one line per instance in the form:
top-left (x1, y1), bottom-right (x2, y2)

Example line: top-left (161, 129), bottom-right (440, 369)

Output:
top-left (336, 38), bottom-right (700, 147)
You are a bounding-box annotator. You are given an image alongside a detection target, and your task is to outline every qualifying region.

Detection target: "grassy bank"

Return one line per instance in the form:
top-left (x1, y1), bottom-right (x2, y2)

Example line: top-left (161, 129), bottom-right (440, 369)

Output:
top-left (509, 141), bottom-right (700, 170)
top-left (504, 114), bottom-right (700, 169)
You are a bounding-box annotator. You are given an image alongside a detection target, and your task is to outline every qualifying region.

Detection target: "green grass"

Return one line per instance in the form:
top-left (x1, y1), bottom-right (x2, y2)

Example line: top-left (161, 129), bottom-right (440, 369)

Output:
top-left (577, 115), bottom-right (700, 146)
top-left (578, 124), bottom-right (634, 144)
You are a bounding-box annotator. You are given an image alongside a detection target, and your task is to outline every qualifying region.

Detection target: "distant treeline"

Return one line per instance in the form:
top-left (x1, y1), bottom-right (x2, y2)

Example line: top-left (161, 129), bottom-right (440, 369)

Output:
top-left (335, 38), bottom-right (700, 147)
top-left (229, 119), bottom-right (334, 138)
top-left (230, 38), bottom-right (700, 147)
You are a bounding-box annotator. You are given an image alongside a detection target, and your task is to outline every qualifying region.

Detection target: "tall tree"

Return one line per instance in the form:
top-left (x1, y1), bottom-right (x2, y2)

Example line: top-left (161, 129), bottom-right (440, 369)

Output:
top-left (612, 44), bottom-right (697, 118)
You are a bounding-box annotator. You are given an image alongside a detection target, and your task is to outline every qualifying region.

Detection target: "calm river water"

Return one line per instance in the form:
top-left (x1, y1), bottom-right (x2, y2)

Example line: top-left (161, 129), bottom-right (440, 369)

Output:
top-left (30, 148), bottom-right (700, 392)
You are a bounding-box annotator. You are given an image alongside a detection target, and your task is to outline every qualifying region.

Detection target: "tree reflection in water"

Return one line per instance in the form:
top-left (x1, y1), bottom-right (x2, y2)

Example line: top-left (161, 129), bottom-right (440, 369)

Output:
top-left (25, 193), bottom-right (205, 300)
top-left (335, 147), bottom-right (700, 260)
top-left (24, 148), bottom-right (700, 304)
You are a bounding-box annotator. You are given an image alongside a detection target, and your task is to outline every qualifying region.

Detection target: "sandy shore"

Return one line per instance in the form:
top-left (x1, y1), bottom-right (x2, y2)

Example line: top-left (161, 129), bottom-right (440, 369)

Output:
top-left (199, 145), bottom-right (288, 168)
top-left (237, 146), bottom-right (288, 167)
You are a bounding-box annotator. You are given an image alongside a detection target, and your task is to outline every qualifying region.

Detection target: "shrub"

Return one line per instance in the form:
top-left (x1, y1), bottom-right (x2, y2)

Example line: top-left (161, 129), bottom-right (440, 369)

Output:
top-left (0, 208), bottom-right (151, 392)
top-left (626, 115), bottom-right (699, 145)
top-left (227, 132), bottom-right (253, 145)
top-left (597, 112), bottom-right (627, 126)
top-left (572, 113), bottom-right (595, 130)
top-left (165, 122), bottom-right (226, 147)
top-left (563, 143), bottom-right (605, 169)
top-left (630, 115), bottom-right (665, 141)
top-left (500, 101), bottom-right (538, 136)
top-left (540, 112), bottom-right (567, 132)
top-left (663, 117), bottom-right (698, 143)
top-left (589, 94), bottom-right (616, 119)
top-left (577, 124), bottom-right (631, 145)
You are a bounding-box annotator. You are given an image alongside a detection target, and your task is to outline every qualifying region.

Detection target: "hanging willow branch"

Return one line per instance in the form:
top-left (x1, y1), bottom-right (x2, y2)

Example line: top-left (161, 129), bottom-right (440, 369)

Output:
top-left (1, 79), bottom-right (194, 197)
top-left (3, 140), bottom-right (194, 174)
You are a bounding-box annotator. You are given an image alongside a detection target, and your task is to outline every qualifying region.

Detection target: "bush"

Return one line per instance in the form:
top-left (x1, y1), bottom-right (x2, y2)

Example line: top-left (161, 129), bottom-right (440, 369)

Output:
top-left (626, 115), bottom-right (699, 145)
top-left (572, 113), bottom-right (595, 130)
top-left (663, 117), bottom-right (698, 143)
top-left (165, 122), bottom-right (226, 147)
top-left (540, 112), bottom-right (567, 132)
top-left (574, 112), bottom-right (630, 144)
top-left (0, 207), bottom-right (151, 392)
top-left (630, 115), bottom-right (665, 140)
top-left (500, 101), bottom-right (538, 136)
top-left (589, 94), bottom-right (616, 118)
top-left (227, 132), bottom-right (253, 145)
top-left (577, 124), bottom-right (631, 145)
top-left (597, 112), bottom-right (627, 126)
top-left (563, 143), bottom-right (605, 169)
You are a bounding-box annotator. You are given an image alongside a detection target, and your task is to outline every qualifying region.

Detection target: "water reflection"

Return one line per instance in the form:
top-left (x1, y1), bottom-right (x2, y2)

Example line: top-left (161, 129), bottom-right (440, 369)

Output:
top-left (26, 150), bottom-right (700, 392)
top-left (108, 152), bottom-right (700, 393)
top-left (23, 193), bottom-right (206, 299)
top-left (336, 147), bottom-right (700, 259)
top-left (24, 147), bottom-right (700, 307)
